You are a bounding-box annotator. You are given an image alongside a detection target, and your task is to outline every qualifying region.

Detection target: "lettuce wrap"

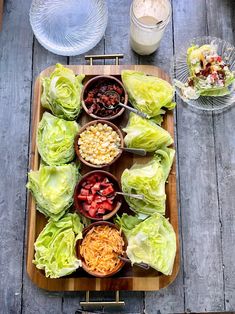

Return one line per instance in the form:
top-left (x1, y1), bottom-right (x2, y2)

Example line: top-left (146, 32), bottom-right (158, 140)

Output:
top-left (41, 64), bottom-right (85, 120)
top-left (37, 112), bottom-right (79, 166)
top-left (34, 213), bottom-right (83, 278)
top-left (123, 113), bottom-right (173, 152)
top-left (116, 213), bottom-right (176, 275)
top-left (121, 147), bottom-right (175, 215)
top-left (27, 163), bottom-right (79, 221)
top-left (121, 70), bottom-right (175, 118)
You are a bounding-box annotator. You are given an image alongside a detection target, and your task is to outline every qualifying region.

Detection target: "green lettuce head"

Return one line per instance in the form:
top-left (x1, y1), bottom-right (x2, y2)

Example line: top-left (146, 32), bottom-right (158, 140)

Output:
top-left (37, 112), bottom-right (79, 165)
top-left (121, 147), bottom-right (175, 215)
top-left (116, 213), bottom-right (176, 275)
top-left (34, 213), bottom-right (83, 278)
top-left (123, 113), bottom-right (173, 152)
top-left (41, 64), bottom-right (85, 120)
top-left (27, 163), bottom-right (80, 221)
top-left (121, 70), bottom-right (175, 118)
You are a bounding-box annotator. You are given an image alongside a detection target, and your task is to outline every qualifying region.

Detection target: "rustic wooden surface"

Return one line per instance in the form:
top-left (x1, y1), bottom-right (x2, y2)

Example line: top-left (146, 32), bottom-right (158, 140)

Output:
top-left (0, 0), bottom-right (3, 31)
top-left (0, 0), bottom-right (235, 313)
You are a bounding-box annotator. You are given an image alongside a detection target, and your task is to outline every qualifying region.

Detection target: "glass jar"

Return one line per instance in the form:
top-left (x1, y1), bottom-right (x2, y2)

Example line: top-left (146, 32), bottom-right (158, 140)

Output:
top-left (130, 0), bottom-right (172, 55)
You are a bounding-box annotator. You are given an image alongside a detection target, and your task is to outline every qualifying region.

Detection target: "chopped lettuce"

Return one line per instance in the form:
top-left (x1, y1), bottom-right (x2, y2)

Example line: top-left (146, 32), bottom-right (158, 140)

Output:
top-left (116, 213), bottom-right (176, 275)
top-left (34, 213), bottom-right (83, 278)
top-left (37, 112), bottom-right (79, 166)
top-left (121, 70), bottom-right (175, 118)
top-left (121, 148), bottom-right (175, 215)
top-left (27, 163), bottom-right (79, 221)
top-left (41, 64), bottom-right (85, 120)
top-left (123, 113), bottom-right (173, 152)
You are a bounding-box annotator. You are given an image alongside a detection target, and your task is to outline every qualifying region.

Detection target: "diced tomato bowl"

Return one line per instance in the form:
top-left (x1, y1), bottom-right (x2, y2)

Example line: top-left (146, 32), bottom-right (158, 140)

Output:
top-left (74, 170), bottom-right (123, 220)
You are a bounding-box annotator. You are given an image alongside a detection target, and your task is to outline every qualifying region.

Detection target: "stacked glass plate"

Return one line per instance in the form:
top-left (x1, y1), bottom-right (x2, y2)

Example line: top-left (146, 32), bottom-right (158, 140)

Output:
top-left (30, 0), bottom-right (108, 56)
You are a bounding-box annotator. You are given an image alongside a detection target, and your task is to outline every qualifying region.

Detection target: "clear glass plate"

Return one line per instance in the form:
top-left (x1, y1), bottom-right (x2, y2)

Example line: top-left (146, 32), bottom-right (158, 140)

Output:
top-left (171, 36), bottom-right (235, 111)
top-left (30, 0), bottom-right (108, 56)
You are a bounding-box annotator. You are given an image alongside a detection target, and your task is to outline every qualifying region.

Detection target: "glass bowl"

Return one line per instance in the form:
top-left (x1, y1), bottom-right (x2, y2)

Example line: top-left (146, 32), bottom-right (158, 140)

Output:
top-left (29, 0), bottom-right (108, 56)
top-left (171, 36), bottom-right (235, 111)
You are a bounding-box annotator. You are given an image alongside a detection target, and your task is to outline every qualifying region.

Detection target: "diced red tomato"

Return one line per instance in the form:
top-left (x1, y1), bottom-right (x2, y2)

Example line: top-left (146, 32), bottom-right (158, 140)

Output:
top-left (83, 203), bottom-right (91, 212)
top-left (91, 182), bottom-right (101, 194)
top-left (87, 195), bottom-right (94, 204)
top-left (77, 195), bottom-right (87, 201)
top-left (107, 198), bottom-right (113, 205)
top-left (91, 201), bottom-right (98, 209)
top-left (80, 188), bottom-right (89, 196)
top-left (84, 184), bottom-right (93, 190)
top-left (78, 174), bottom-right (116, 218)
top-left (88, 207), bottom-right (97, 217)
top-left (100, 201), bottom-right (113, 211)
top-left (101, 185), bottom-right (114, 196)
top-left (98, 208), bottom-right (106, 214)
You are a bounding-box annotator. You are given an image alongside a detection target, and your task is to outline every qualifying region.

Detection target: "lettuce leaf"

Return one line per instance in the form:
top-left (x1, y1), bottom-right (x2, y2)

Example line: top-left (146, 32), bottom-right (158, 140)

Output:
top-left (123, 113), bottom-right (173, 152)
top-left (41, 64), bottom-right (85, 120)
top-left (27, 163), bottom-right (79, 221)
top-left (34, 213), bottom-right (83, 278)
top-left (121, 70), bottom-right (175, 118)
top-left (116, 213), bottom-right (176, 275)
top-left (121, 148), bottom-right (175, 215)
top-left (37, 112), bottom-right (79, 166)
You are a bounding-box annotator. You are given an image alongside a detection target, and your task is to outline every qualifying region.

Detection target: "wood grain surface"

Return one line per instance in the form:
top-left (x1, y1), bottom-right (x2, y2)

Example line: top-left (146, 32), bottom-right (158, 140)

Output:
top-left (26, 64), bottom-right (179, 293)
top-left (0, 0), bottom-right (3, 31)
top-left (0, 0), bottom-right (235, 313)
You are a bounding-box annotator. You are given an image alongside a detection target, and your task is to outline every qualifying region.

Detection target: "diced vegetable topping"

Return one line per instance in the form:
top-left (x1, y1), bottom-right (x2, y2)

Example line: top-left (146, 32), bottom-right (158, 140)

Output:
top-left (77, 174), bottom-right (117, 218)
top-left (78, 123), bottom-right (121, 165)
top-left (84, 79), bottom-right (125, 117)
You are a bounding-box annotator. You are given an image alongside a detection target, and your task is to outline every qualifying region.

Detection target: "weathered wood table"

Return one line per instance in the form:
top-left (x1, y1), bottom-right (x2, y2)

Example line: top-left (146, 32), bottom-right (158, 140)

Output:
top-left (0, 0), bottom-right (235, 313)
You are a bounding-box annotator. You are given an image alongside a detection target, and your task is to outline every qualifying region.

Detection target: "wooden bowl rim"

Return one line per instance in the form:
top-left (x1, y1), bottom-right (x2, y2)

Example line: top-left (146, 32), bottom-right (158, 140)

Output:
top-left (77, 221), bottom-right (127, 278)
top-left (74, 119), bottom-right (124, 169)
top-left (81, 75), bottom-right (127, 120)
top-left (73, 170), bottom-right (123, 221)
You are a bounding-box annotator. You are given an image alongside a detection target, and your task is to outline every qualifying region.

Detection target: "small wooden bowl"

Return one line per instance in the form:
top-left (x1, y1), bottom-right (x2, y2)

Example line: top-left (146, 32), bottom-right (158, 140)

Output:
top-left (81, 75), bottom-right (128, 120)
top-left (74, 170), bottom-right (122, 221)
top-left (77, 221), bottom-right (127, 277)
top-left (74, 119), bottom-right (124, 169)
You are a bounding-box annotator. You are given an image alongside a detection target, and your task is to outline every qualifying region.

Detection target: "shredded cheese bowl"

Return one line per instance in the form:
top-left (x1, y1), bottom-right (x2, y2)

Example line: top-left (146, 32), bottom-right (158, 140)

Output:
top-left (74, 120), bottom-right (124, 169)
top-left (78, 222), bottom-right (127, 277)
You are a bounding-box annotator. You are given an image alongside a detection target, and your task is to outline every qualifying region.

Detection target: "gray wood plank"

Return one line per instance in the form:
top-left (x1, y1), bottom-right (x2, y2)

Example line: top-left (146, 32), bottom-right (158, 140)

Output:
top-left (141, 2), bottom-right (185, 313)
top-left (173, 0), bottom-right (225, 312)
top-left (206, 0), bottom-right (235, 310)
top-left (0, 0), bottom-right (33, 313)
top-left (21, 40), bottom-right (67, 314)
top-left (104, 0), bottom-right (137, 65)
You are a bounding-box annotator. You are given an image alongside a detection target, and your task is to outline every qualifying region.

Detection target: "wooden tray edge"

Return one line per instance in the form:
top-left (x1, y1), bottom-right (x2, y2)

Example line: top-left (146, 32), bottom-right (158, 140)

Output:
top-left (26, 64), bottom-right (180, 291)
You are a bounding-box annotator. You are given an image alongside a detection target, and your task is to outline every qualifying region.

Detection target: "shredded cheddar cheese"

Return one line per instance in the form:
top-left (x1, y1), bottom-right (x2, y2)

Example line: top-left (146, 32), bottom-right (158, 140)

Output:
top-left (80, 225), bottom-right (125, 274)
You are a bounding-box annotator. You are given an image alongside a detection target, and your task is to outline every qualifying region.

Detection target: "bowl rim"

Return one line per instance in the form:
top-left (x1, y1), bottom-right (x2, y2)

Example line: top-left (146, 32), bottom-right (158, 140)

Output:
top-left (73, 169), bottom-right (123, 221)
top-left (81, 75), bottom-right (128, 120)
top-left (74, 119), bottom-right (124, 169)
top-left (77, 221), bottom-right (127, 277)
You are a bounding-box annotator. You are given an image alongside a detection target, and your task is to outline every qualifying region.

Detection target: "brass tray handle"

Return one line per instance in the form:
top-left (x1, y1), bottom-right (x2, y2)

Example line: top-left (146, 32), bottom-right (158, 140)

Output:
top-left (79, 291), bottom-right (125, 308)
top-left (85, 54), bottom-right (124, 66)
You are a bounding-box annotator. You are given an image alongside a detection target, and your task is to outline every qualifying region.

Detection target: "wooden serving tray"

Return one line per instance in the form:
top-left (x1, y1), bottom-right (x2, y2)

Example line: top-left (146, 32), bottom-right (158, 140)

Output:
top-left (26, 64), bottom-right (180, 291)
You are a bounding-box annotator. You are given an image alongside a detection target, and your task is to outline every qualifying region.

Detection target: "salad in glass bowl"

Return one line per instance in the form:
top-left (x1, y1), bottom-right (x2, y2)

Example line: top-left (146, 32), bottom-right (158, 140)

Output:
top-left (172, 36), bottom-right (235, 111)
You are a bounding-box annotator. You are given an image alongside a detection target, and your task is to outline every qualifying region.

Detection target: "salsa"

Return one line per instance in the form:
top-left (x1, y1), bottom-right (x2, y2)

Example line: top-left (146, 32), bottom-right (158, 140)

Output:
top-left (84, 80), bottom-right (125, 117)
